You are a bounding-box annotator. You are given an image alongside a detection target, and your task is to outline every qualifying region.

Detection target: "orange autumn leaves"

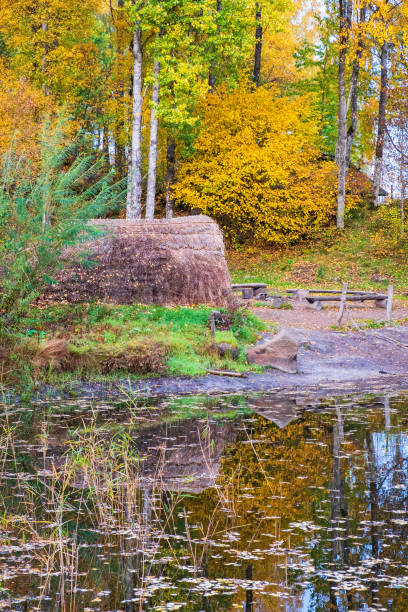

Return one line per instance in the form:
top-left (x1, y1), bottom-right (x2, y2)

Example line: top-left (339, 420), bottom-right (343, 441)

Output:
top-left (0, 62), bottom-right (48, 159)
top-left (174, 86), bottom-right (358, 245)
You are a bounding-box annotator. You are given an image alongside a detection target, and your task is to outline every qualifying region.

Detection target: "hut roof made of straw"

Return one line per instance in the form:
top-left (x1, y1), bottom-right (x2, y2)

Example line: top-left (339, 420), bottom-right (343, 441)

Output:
top-left (88, 215), bottom-right (226, 256)
top-left (43, 215), bottom-right (232, 306)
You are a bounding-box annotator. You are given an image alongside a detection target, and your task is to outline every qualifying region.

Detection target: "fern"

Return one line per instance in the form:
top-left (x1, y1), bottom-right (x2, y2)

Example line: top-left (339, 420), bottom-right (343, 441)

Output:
top-left (0, 130), bottom-right (126, 333)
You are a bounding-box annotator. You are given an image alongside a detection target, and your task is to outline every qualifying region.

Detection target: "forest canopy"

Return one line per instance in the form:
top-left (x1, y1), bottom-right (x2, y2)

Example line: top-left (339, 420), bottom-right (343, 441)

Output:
top-left (0, 0), bottom-right (407, 243)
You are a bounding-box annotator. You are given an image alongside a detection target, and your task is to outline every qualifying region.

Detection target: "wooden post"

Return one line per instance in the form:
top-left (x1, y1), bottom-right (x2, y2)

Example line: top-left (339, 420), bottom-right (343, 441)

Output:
top-left (209, 311), bottom-right (217, 338)
top-left (386, 284), bottom-right (393, 322)
top-left (337, 282), bottom-right (348, 326)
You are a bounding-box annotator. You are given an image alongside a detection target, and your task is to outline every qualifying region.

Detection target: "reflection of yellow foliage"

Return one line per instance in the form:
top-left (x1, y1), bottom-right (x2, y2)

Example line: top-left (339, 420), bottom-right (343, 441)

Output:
top-left (174, 86), bottom-right (353, 245)
top-left (219, 419), bottom-right (331, 524)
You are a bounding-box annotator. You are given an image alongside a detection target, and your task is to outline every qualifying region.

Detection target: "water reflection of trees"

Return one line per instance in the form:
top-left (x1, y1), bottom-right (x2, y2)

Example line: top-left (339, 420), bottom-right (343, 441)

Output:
top-left (178, 395), bottom-right (408, 611)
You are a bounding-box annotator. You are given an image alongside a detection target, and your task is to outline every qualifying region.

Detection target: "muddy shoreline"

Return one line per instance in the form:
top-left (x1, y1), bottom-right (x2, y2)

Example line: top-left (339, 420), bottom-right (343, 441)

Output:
top-left (28, 326), bottom-right (408, 402)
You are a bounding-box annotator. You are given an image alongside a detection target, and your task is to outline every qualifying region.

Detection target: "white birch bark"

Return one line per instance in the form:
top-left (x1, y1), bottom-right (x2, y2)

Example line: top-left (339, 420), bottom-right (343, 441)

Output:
top-left (336, 0), bottom-right (352, 230)
top-left (127, 26), bottom-right (143, 219)
top-left (145, 59), bottom-right (160, 219)
top-left (373, 41), bottom-right (389, 207)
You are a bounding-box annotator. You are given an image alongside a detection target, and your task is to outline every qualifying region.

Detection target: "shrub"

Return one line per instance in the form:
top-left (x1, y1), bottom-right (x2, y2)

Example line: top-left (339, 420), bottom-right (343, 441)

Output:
top-left (0, 127), bottom-right (126, 334)
top-left (173, 85), bottom-right (357, 246)
top-left (369, 206), bottom-right (405, 256)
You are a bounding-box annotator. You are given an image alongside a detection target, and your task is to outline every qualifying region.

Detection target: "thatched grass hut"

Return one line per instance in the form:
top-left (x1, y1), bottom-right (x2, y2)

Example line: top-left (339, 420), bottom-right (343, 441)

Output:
top-left (42, 215), bottom-right (232, 306)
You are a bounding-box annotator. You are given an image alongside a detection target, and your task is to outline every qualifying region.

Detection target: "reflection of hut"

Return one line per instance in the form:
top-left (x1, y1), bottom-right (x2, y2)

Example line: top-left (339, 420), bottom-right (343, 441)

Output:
top-left (248, 397), bottom-right (298, 429)
top-left (136, 419), bottom-right (238, 492)
top-left (42, 216), bottom-right (231, 306)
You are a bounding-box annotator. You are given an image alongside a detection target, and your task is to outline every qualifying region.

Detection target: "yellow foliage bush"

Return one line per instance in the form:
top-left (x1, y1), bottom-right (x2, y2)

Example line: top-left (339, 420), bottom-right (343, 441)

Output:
top-left (369, 206), bottom-right (405, 256)
top-left (173, 86), bottom-right (353, 245)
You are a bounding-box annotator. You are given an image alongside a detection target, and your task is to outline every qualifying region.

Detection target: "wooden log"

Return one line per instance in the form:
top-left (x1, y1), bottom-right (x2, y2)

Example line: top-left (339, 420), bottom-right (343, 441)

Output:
top-left (207, 369), bottom-right (248, 378)
top-left (286, 289), bottom-right (382, 295)
top-left (337, 282), bottom-right (348, 326)
top-left (232, 283), bottom-right (267, 289)
top-left (306, 294), bottom-right (387, 303)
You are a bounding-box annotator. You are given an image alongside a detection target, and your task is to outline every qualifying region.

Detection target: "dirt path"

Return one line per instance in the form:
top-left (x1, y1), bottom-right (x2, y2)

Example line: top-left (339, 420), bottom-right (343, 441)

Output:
top-left (252, 301), bottom-right (408, 330)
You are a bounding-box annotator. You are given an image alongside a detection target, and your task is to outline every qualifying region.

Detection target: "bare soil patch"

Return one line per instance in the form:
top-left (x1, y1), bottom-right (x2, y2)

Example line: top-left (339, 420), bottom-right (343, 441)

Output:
top-left (251, 301), bottom-right (408, 330)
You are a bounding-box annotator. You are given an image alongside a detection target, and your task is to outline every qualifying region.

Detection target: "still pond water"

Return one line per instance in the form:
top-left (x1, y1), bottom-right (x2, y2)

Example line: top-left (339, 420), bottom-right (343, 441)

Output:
top-left (1, 391), bottom-right (408, 611)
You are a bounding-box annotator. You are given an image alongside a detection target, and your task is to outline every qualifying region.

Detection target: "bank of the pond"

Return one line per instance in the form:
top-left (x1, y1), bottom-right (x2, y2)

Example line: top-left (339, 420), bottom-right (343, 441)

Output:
top-left (30, 325), bottom-right (408, 402)
top-left (1, 303), bottom-right (269, 394)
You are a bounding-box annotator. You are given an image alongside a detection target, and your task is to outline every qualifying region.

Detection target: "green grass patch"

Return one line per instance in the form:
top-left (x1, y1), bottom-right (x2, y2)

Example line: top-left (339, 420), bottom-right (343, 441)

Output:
top-left (4, 303), bottom-right (268, 388)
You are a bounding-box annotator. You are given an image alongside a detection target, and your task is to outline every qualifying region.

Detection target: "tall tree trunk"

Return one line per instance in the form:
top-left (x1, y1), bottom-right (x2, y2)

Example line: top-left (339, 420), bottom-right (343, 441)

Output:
top-left (145, 58), bottom-right (160, 219)
top-left (366, 431), bottom-right (380, 603)
top-left (102, 125), bottom-right (110, 170)
top-left (346, 5), bottom-right (366, 167)
top-left (165, 137), bottom-right (176, 219)
top-left (208, 0), bottom-right (222, 91)
top-left (127, 26), bottom-right (143, 219)
top-left (41, 21), bottom-right (50, 96)
top-left (373, 41), bottom-right (389, 206)
top-left (252, 4), bottom-right (262, 88)
top-left (336, 0), bottom-right (352, 229)
top-left (113, 0), bottom-right (127, 178)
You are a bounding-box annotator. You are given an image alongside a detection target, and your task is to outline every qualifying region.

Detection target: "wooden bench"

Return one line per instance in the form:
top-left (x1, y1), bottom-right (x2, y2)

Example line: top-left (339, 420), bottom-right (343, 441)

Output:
top-left (286, 289), bottom-right (388, 308)
top-left (232, 283), bottom-right (267, 299)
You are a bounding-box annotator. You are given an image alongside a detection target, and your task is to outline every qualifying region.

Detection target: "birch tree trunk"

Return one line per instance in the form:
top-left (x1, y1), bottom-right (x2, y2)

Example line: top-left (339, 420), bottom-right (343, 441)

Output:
top-left (336, 0), bottom-right (352, 229)
top-left (165, 137), bottom-right (176, 219)
top-left (252, 4), bottom-right (262, 88)
top-left (127, 26), bottom-right (143, 219)
top-left (346, 5), bottom-right (366, 168)
top-left (208, 0), bottom-right (222, 91)
top-left (373, 41), bottom-right (389, 206)
top-left (145, 58), bottom-right (160, 219)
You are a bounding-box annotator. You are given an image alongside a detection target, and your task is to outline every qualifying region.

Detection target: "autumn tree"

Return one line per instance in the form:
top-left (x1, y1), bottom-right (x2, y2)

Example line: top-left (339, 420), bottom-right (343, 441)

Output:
top-left (173, 86), bottom-right (349, 245)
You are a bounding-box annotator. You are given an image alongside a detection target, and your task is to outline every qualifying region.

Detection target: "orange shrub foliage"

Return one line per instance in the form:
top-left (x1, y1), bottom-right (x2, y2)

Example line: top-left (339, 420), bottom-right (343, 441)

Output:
top-left (0, 62), bottom-right (47, 159)
top-left (173, 86), bottom-right (351, 245)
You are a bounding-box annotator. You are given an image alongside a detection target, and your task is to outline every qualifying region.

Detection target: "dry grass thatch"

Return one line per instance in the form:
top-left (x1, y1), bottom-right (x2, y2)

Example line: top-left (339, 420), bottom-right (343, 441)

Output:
top-left (33, 339), bottom-right (166, 375)
top-left (42, 215), bottom-right (232, 306)
top-left (34, 339), bottom-right (70, 372)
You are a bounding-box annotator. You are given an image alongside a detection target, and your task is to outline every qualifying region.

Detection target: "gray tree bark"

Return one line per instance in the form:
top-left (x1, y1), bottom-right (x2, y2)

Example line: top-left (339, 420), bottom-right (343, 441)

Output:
top-left (165, 137), bottom-right (176, 219)
top-left (346, 5), bottom-right (366, 168)
top-left (373, 41), bottom-right (389, 206)
top-left (113, 0), bottom-right (127, 179)
top-left (127, 26), bottom-right (143, 219)
top-left (252, 4), bottom-right (262, 88)
top-left (145, 58), bottom-right (160, 219)
top-left (336, 0), bottom-right (352, 229)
